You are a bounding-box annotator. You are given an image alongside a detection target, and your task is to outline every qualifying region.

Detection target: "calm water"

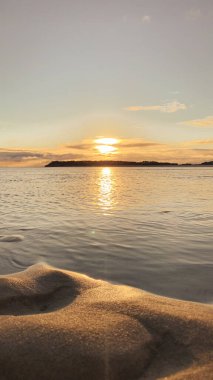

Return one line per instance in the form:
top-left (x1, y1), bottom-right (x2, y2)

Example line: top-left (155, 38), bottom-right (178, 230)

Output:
top-left (0, 167), bottom-right (212, 303)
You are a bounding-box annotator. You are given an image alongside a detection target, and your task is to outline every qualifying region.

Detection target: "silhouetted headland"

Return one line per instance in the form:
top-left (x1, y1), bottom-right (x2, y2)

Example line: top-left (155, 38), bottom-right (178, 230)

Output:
top-left (45, 160), bottom-right (213, 167)
top-left (201, 160), bottom-right (213, 166)
top-left (45, 160), bottom-right (179, 167)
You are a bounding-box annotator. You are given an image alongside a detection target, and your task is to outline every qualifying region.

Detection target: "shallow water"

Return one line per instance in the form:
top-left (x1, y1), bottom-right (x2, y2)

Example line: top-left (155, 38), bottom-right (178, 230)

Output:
top-left (0, 167), bottom-right (212, 303)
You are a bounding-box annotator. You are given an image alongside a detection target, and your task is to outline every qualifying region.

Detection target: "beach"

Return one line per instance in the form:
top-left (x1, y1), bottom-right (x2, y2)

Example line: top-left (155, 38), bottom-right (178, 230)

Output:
top-left (0, 167), bottom-right (212, 379)
top-left (1, 0), bottom-right (213, 377)
top-left (0, 263), bottom-right (212, 380)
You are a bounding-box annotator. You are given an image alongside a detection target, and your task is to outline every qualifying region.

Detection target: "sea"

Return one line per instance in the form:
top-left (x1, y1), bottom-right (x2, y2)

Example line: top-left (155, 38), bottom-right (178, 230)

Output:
top-left (0, 167), bottom-right (212, 303)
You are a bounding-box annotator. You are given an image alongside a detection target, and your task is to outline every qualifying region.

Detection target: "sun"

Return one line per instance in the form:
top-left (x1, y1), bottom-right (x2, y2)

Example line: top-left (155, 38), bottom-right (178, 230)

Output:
top-left (96, 145), bottom-right (117, 154)
top-left (95, 138), bottom-right (119, 145)
top-left (95, 137), bottom-right (119, 155)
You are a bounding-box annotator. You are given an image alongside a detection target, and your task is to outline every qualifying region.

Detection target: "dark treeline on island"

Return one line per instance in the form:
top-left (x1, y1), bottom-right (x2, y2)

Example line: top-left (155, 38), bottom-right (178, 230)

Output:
top-left (45, 160), bottom-right (213, 167)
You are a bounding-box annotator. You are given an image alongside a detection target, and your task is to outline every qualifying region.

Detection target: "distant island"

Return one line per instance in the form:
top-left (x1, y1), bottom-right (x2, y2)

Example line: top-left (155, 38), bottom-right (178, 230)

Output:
top-left (45, 160), bottom-right (213, 167)
top-left (201, 161), bottom-right (213, 166)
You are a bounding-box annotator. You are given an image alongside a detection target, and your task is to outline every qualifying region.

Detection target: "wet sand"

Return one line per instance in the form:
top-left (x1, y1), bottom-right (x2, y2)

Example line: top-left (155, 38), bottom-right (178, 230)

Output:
top-left (0, 263), bottom-right (212, 380)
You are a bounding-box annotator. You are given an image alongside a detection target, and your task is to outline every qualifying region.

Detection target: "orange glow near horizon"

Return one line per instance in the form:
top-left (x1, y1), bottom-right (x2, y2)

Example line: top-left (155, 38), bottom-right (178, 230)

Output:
top-left (95, 137), bottom-right (119, 155)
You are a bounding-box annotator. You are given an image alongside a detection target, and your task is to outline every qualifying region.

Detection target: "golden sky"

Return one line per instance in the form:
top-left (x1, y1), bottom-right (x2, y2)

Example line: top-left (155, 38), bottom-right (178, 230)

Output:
top-left (0, 1), bottom-right (213, 166)
top-left (1, 136), bottom-right (213, 167)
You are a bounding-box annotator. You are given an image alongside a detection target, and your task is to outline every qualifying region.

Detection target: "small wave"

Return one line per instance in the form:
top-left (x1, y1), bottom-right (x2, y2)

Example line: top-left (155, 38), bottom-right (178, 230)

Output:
top-left (0, 234), bottom-right (24, 242)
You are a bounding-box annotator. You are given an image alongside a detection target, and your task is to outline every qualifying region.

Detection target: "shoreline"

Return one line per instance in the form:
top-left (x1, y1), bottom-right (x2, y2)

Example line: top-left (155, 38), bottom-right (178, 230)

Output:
top-left (0, 263), bottom-right (212, 380)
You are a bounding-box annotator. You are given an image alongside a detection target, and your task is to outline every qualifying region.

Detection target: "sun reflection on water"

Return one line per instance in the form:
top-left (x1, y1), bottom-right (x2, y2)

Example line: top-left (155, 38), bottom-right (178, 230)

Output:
top-left (98, 168), bottom-right (114, 211)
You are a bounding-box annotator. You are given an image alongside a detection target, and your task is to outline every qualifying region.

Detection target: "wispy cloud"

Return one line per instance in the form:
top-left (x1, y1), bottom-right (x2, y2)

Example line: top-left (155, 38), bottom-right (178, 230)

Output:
top-left (180, 116), bottom-right (213, 127)
top-left (183, 139), bottom-right (213, 146)
top-left (0, 148), bottom-right (82, 166)
top-left (119, 140), bottom-right (162, 148)
top-left (66, 143), bottom-right (91, 150)
top-left (0, 149), bottom-right (44, 162)
top-left (142, 15), bottom-right (151, 24)
top-left (125, 101), bottom-right (187, 113)
top-left (66, 138), bottom-right (160, 151)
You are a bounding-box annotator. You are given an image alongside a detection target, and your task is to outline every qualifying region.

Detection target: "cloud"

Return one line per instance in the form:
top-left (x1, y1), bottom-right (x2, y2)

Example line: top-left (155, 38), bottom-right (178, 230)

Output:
top-left (183, 139), bottom-right (213, 146)
top-left (142, 15), bottom-right (151, 24)
top-left (0, 149), bottom-right (82, 165)
top-left (186, 8), bottom-right (202, 21)
top-left (119, 140), bottom-right (162, 148)
top-left (66, 138), bottom-right (162, 149)
top-left (180, 116), bottom-right (213, 127)
top-left (0, 150), bottom-right (44, 162)
top-left (125, 101), bottom-right (187, 113)
top-left (66, 143), bottom-right (91, 150)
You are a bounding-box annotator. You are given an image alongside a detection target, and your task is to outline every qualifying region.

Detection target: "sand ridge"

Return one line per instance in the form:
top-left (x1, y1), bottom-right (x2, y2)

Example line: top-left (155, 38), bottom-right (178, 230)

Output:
top-left (0, 263), bottom-right (212, 380)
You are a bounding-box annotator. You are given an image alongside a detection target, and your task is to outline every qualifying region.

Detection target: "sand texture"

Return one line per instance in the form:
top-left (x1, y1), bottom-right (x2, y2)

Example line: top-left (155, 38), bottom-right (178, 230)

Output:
top-left (0, 263), bottom-right (212, 380)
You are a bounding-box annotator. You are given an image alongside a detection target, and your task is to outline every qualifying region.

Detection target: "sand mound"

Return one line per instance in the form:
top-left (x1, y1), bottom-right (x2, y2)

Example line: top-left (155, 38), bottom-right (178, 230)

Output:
top-left (0, 263), bottom-right (212, 380)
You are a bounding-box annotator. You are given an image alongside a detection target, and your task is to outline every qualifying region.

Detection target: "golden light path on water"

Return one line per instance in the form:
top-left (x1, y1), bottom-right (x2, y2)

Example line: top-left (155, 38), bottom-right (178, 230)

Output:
top-left (98, 168), bottom-right (114, 211)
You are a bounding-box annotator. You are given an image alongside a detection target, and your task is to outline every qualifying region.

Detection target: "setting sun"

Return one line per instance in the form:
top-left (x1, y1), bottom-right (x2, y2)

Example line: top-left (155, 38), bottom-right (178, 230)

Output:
top-left (96, 145), bottom-right (117, 154)
top-left (95, 137), bottom-right (119, 155)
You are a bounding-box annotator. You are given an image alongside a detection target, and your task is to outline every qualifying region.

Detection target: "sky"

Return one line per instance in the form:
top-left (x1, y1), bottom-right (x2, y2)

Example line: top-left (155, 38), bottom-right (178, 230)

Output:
top-left (0, 0), bottom-right (213, 166)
